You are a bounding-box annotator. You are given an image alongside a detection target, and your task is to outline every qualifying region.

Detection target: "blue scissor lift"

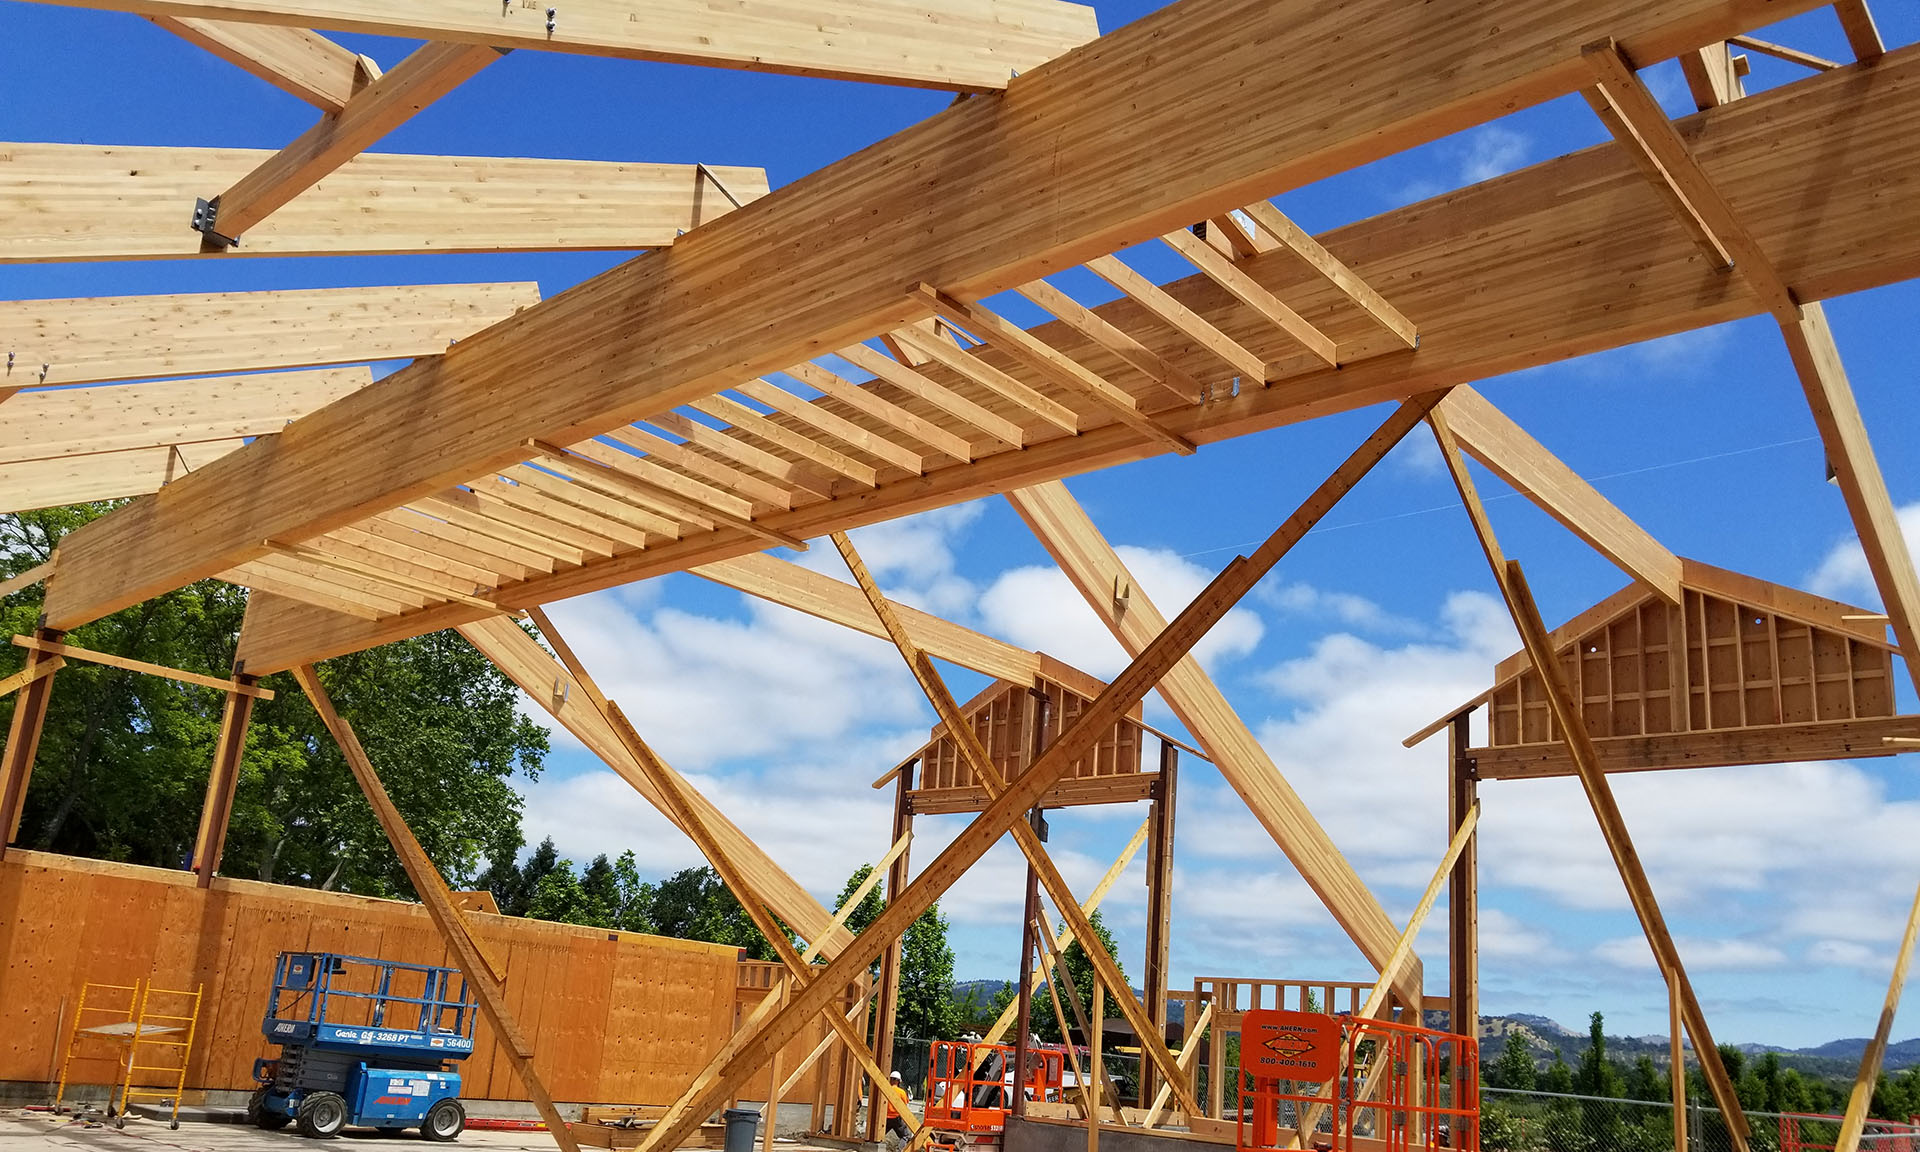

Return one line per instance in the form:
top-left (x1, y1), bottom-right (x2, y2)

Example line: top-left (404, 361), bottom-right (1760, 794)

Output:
top-left (249, 952), bottom-right (477, 1140)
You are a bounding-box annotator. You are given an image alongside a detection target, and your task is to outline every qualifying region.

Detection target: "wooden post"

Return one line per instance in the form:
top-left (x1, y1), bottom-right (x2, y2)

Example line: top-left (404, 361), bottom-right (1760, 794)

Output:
top-left (1, 626), bottom-right (64, 854)
top-left (291, 666), bottom-right (580, 1152)
top-left (1446, 713), bottom-right (1477, 1047)
top-left (1671, 971), bottom-right (1688, 1152)
top-left (868, 758), bottom-right (915, 1140)
top-left (1089, 981), bottom-right (1104, 1152)
top-left (1012, 868), bottom-right (1040, 1119)
top-left (190, 674), bottom-right (258, 886)
top-left (1141, 740), bottom-right (1177, 1107)
top-left (765, 977), bottom-right (786, 1152)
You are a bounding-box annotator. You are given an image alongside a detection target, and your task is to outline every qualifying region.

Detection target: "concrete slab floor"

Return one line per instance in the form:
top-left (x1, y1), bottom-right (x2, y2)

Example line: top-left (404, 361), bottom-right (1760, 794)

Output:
top-left (0, 1110), bottom-right (865, 1152)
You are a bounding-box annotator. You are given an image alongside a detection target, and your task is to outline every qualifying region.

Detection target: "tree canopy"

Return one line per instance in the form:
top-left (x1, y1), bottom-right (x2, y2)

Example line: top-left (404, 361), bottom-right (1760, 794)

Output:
top-left (1, 504), bottom-right (548, 895)
top-left (1033, 908), bottom-right (1127, 1044)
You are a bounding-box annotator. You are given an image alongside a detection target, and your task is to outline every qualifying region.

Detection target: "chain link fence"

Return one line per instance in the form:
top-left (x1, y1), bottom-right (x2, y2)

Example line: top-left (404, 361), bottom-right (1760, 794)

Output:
top-left (1483, 1087), bottom-right (1920, 1152)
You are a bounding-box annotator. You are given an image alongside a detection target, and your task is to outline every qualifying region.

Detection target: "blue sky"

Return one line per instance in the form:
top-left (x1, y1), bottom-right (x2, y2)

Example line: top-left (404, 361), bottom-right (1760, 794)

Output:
top-left (7, 0), bottom-right (1920, 1048)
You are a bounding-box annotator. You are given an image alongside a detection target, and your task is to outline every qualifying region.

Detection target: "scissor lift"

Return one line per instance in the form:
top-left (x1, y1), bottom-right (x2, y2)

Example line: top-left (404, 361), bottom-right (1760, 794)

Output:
top-left (249, 951), bottom-right (477, 1140)
top-left (923, 1040), bottom-right (1067, 1152)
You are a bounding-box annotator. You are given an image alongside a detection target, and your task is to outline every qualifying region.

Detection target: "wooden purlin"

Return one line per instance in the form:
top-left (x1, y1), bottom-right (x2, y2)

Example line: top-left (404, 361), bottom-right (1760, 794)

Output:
top-left (201, 41), bottom-right (505, 245)
top-left (1007, 480), bottom-right (1423, 1008)
top-left (1471, 715), bottom-right (1920, 780)
top-left (34, 0), bottom-right (1100, 91)
top-left (2, 143), bottom-right (769, 262)
top-left (149, 17), bottom-right (374, 111)
top-left (1, 439), bottom-right (245, 515)
top-left (0, 283), bottom-right (537, 388)
top-left (45, 0), bottom-right (1861, 636)
top-left (181, 45), bottom-right (1920, 672)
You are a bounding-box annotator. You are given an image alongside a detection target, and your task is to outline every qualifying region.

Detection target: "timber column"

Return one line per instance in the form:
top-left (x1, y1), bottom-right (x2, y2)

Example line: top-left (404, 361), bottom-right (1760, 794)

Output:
top-left (191, 672), bottom-right (260, 886)
top-left (1447, 713), bottom-right (1478, 1046)
top-left (1, 626), bottom-right (65, 856)
top-left (867, 757), bottom-right (915, 1140)
top-left (1139, 739), bottom-right (1178, 1107)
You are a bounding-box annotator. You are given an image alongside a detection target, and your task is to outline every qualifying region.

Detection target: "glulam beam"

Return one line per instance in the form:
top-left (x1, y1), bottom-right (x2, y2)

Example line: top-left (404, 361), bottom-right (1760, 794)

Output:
top-left (41, 0), bottom-right (1842, 632)
top-left (150, 17), bottom-right (374, 110)
top-left (42, 0), bottom-right (1101, 90)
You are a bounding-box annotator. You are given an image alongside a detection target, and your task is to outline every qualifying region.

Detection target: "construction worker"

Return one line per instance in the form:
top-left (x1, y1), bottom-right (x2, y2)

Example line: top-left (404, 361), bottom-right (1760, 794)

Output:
top-left (884, 1071), bottom-right (912, 1145)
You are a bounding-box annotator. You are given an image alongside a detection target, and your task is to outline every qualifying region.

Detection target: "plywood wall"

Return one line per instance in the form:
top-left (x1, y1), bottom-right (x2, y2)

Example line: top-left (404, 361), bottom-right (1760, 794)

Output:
top-left (0, 851), bottom-right (832, 1104)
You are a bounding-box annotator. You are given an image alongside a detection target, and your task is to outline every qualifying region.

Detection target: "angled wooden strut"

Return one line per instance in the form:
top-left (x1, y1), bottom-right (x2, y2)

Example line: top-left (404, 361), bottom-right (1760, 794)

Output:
top-left (149, 17), bottom-right (376, 110)
top-left (453, 612), bottom-right (847, 954)
top-left (634, 395), bottom-right (1444, 1152)
top-left (1426, 410), bottom-right (1751, 1152)
top-left (190, 674), bottom-right (259, 886)
top-left (522, 608), bottom-right (923, 1136)
top-left (1835, 877), bottom-right (1920, 1152)
top-left (201, 40), bottom-right (505, 246)
top-left (291, 666), bottom-right (577, 1152)
top-left (1434, 387), bottom-right (1682, 603)
top-left (1005, 482), bottom-right (1422, 1006)
top-left (830, 530), bottom-right (1198, 1118)
top-left (0, 629), bottom-right (65, 854)
top-left (1578, 39), bottom-right (1920, 698)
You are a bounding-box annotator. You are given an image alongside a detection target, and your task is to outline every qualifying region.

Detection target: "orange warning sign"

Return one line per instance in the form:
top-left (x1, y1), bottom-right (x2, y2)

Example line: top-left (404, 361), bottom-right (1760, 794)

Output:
top-left (1240, 1009), bottom-right (1341, 1083)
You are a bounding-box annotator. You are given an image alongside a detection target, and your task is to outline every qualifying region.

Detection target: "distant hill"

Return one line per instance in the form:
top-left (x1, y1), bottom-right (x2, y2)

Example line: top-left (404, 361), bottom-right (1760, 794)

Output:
top-left (1436, 1011), bottom-right (1920, 1077)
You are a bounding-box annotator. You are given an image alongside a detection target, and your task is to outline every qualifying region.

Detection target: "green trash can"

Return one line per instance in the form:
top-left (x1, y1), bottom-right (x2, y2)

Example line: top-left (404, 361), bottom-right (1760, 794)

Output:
top-left (722, 1108), bottom-right (761, 1152)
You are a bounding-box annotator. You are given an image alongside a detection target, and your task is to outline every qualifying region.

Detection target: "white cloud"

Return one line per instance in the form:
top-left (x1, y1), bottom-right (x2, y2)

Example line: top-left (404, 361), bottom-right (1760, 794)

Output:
top-left (1393, 125), bottom-right (1533, 205)
top-left (1481, 907), bottom-right (1565, 961)
top-left (1258, 580), bottom-right (1415, 633)
top-left (977, 544), bottom-right (1264, 679)
top-left (1807, 501), bottom-right (1920, 608)
top-left (1595, 934), bottom-right (1789, 973)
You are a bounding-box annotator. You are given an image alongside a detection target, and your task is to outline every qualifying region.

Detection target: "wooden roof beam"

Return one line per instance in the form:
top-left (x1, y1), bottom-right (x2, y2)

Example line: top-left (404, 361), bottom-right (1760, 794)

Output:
top-left (37, 0), bottom-right (1864, 631)
top-left (3, 143), bottom-right (770, 262)
top-left (782, 360), bottom-right (974, 464)
top-left (888, 325), bottom-right (1080, 437)
top-left (732, 377), bottom-right (927, 474)
top-left (0, 283), bottom-right (537, 388)
top-left (642, 412), bottom-right (837, 501)
top-left (1833, 0), bottom-right (1884, 63)
top-left (1679, 41), bottom-right (1747, 110)
top-left (202, 41), bottom-right (504, 246)
top-left (1012, 280), bottom-right (1203, 405)
top-left (1436, 386), bottom-right (1683, 603)
top-left (377, 509), bottom-right (555, 577)
top-left (0, 440), bottom-right (241, 514)
top-left (149, 16), bottom-right (375, 111)
top-left (689, 395), bottom-right (881, 487)
top-left (1159, 227), bottom-right (1339, 366)
top-left (331, 522), bottom-right (511, 589)
top-left (266, 540), bottom-right (505, 611)
top-left (1726, 34), bottom-right (1839, 71)
top-left (602, 426), bottom-right (794, 511)
top-left (410, 493), bottom-right (589, 567)
top-left (1085, 254), bottom-right (1268, 383)
top-left (476, 473), bottom-right (661, 551)
top-left (497, 464), bottom-right (684, 541)
top-left (836, 343), bottom-right (1026, 449)
top-left (42, 0), bottom-right (1100, 90)
top-left (552, 435), bottom-right (764, 524)
top-left (528, 439), bottom-right (807, 552)
top-left (457, 483), bottom-right (627, 558)
top-left (1239, 200), bottom-right (1418, 350)
top-left (1471, 715), bottom-right (1920, 779)
top-left (913, 284), bottom-right (1193, 456)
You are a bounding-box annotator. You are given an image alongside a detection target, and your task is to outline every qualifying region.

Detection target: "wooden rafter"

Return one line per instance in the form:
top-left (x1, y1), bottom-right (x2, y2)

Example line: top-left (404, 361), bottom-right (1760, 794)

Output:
top-left (44, 0), bottom-right (1100, 91)
top-left (1, 142), bottom-right (770, 262)
top-left (1159, 227), bottom-right (1338, 366)
top-left (9, 635), bottom-right (269, 695)
top-left (93, 35), bottom-right (1920, 664)
top-left (836, 343), bottom-right (1026, 449)
top-left (1726, 34), bottom-right (1839, 70)
top-left (498, 464), bottom-right (685, 541)
top-left (644, 412), bottom-right (837, 501)
top-left (1833, 0), bottom-right (1884, 63)
top-left (457, 485), bottom-right (623, 559)
top-left (476, 474), bottom-right (661, 551)
top-left (888, 326), bottom-right (1081, 437)
top-left (201, 41), bottom-right (505, 246)
top-left (913, 285), bottom-right (1195, 455)
top-left (149, 17), bottom-right (374, 110)
top-left (732, 377), bottom-right (927, 474)
top-left (529, 439), bottom-right (807, 551)
top-left (1084, 255), bottom-right (1267, 383)
top-left (783, 360), bottom-right (974, 463)
top-left (601, 427), bottom-right (795, 511)
top-left (0, 283), bottom-right (537, 388)
top-left (266, 540), bottom-right (504, 611)
top-left (1013, 280), bottom-right (1203, 405)
top-left (689, 395), bottom-right (881, 487)
top-left (1679, 41), bottom-right (1746, 110)
top-left (410, 493), bottom-right (588, 567)
top-left (1238, 201), bottom-right (1417, 349)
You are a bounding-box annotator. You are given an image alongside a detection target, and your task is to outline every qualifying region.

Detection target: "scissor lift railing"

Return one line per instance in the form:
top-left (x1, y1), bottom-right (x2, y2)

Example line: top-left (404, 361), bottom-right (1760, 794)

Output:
top-left (1237, 1013), bottom-right (1478, 1152)
top-left (55, 979), bottom-right (204, 1128)
top-left (925, 1040), bottom-right (1065, 1146)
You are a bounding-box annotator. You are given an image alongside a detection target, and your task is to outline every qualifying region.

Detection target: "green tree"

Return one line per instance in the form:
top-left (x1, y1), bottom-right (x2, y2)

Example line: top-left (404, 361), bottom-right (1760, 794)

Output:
top-left (1491, 1031), bottom-right (1538, 1090)
top-left (898, 903), bottom-right (961, 1040)
top-left (648, 865), bottom-right (791, 960)
top-left (1, 505), bottom-right (546, 896)
top-left (526, 857), bottom-right (591, 922)
top-left (1545, 1052), bottom-right (1576, 1095)
top-left (1625, 1055), bottom-right (1663, 1102)
top-left (1034, 909), bottom-right (1126, 1044)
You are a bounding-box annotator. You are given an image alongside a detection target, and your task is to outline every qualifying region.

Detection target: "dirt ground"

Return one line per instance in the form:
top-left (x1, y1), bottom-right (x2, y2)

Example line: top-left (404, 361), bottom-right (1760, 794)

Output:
top-left (0, 1109), bottom-right (868, 1152)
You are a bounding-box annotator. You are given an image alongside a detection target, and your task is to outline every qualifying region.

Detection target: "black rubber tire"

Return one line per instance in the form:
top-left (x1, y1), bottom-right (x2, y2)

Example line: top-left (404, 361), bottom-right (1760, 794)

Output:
top-left (420, 1099), bottom-right (465, 1143)
top-left (296, 1092), bottom-right (348, 1139)
top-left (251, 1089), bottom-right (295, 1130)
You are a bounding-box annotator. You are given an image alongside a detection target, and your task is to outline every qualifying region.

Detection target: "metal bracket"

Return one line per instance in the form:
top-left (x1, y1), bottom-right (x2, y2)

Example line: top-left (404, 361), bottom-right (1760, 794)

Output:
top-left (191, 198), bottom-right (238, 250)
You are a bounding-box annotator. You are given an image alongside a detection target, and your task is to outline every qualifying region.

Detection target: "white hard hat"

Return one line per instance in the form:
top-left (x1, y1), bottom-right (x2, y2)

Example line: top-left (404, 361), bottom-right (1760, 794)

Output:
top-left (889, 1071), bottom-right (902, 1081)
